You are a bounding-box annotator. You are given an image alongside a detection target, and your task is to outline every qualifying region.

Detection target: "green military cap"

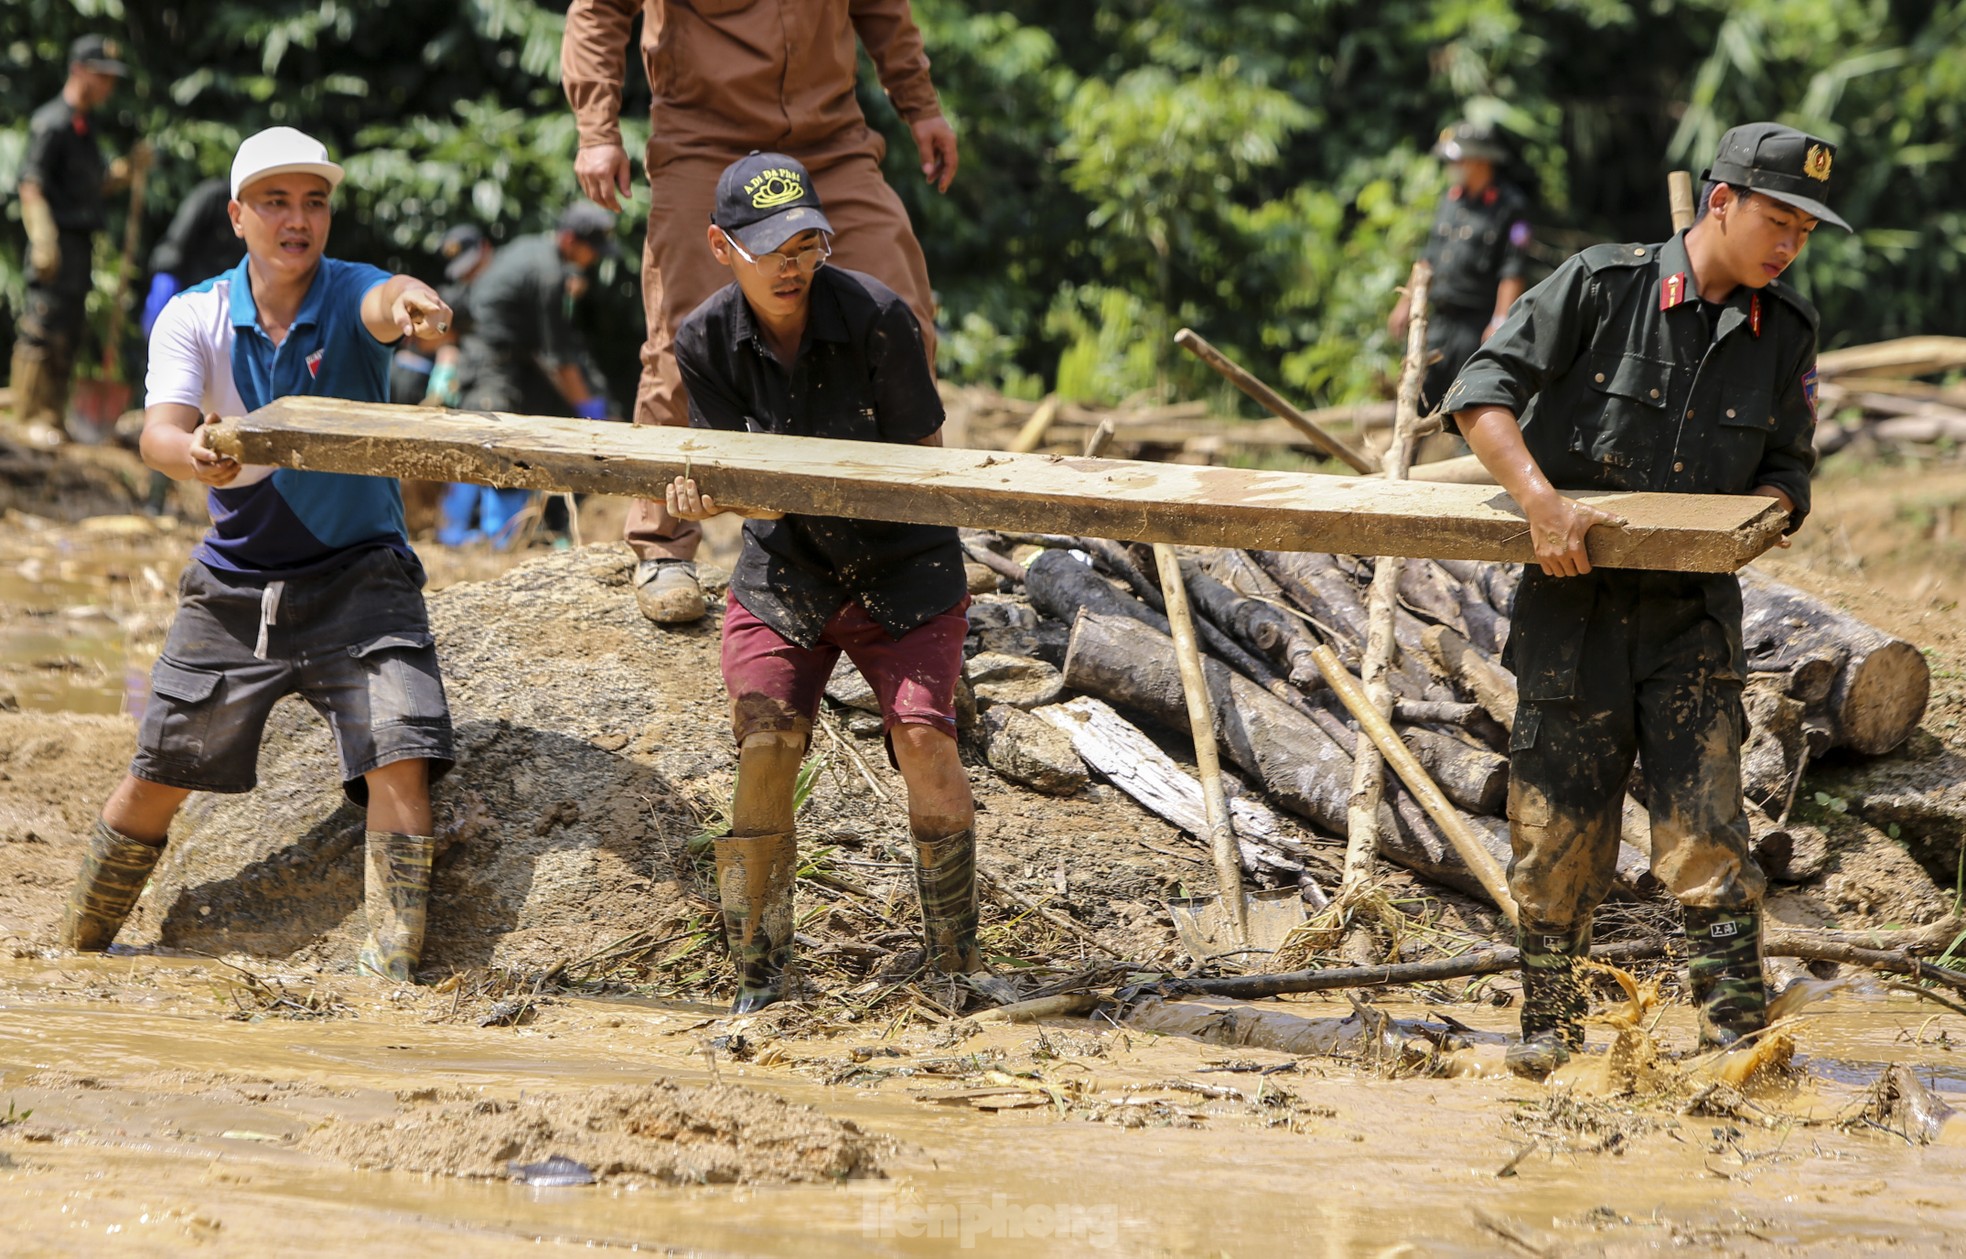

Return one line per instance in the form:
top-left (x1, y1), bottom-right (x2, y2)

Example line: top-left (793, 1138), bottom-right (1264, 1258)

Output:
top-left (1433, 121), bottom-right (1509, 163)
top-left (68, 34), bottom-right (128, 76)
top-left (1703, 122), bottom-right (1850, 231)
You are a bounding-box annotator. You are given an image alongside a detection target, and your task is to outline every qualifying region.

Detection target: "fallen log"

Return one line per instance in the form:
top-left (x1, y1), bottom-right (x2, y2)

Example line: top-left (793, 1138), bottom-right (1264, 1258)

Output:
top-left (1179, 560), bottom-right (1322, 688)
top-left (210, 400), bottom-right (1789, 571)
top-left (1062, 610), bottom-right (1524, 901)
top-left (1816, 336), bottom-right (1966, 380)
top-left (1741, 570), bottom-right (1930, 755)
top-left (1023, 548), bottom-right (1280, 690)
top-left (1251, 550), bottom-right (1446, 701)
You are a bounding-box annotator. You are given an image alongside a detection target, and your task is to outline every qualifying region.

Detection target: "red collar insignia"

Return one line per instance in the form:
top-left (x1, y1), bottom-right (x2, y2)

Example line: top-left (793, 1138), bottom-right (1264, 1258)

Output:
top-left (1482, 186), bottom-right (1498, 205)
top-left (1749, 292), bottom-right (1762, 338)
top-left (1660, 272), bottom-right (1688, 310)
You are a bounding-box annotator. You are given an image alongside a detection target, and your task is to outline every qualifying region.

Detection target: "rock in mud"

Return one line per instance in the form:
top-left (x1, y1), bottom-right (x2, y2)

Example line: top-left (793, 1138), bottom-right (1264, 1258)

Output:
top-left (305, 1080), bottom-right (883, 1184)
top-left (982, 706), bottom-right (1087, 796)
top-left (968, 652), bottom-right (1064, 710)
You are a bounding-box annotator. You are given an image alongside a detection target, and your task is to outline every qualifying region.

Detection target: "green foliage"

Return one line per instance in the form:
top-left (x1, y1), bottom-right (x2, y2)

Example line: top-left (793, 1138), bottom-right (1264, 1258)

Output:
top-left (8, 1), bottom-right (1966, 412)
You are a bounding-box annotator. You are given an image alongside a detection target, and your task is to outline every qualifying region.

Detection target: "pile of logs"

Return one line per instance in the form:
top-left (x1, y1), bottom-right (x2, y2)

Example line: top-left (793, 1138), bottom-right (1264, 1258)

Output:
top-left (1814, 336), bottom-right (1966, 458)
top-left (950, 530), bottom-right (1931, 918)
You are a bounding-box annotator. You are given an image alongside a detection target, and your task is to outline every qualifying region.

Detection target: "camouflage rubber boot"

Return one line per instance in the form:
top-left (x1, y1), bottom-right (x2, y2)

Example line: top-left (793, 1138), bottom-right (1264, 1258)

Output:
top-left (59, 818), bottom-right (165, 951)
top-left (1684, 905), bottom-right (1768, 1050)
top-left (1505, 920), bottom-right (1591, 1081)
top-left (356, 831), bottom-right (434, 982)
top-left (912, 827), bottom-right (982, 974)
top-left (713, 831), bottom-right (797, 1013)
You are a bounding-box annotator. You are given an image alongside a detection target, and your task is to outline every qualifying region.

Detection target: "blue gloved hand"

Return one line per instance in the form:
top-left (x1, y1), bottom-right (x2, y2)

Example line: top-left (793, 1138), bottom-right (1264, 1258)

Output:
top-left (141, 272), bottom-right (180, 337)
top-left (573, 397), bottom-right (610, 421)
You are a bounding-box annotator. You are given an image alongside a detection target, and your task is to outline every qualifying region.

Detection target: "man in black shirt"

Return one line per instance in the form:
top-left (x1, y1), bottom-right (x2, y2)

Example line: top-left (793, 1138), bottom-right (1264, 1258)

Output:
top-left (11, 35), bottom-right (139, 441)
top-left (142, 177), bottom-right (241, 336)
top-left (666, 152), bottom-right (978, 1013)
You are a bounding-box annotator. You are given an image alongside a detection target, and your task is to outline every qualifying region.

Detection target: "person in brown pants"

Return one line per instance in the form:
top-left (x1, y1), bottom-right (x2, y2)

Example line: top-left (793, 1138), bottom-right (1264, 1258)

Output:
top-left (562, 0), bottom-right (958, 623)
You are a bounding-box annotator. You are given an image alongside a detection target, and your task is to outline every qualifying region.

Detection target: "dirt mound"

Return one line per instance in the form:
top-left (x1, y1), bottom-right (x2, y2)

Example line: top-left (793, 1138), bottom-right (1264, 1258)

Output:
top-left (303, 1080), bottom-right (883, 1185)
top-left (0, 435), bottom-right (155, 521)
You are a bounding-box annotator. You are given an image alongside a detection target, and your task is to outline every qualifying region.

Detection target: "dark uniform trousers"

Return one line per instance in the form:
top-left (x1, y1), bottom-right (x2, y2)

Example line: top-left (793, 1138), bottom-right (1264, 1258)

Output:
top-left (1506, 567), bottom-right (1767, 931)
top-left (1423, 304), bottom-right (1487, 413)
top-left (17, 228), bottom-right (96, 411)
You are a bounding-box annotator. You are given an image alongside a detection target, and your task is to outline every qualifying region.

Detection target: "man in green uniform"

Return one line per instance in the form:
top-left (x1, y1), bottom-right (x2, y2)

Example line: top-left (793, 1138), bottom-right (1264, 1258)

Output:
top-left (1390, 122), bottom-right (1533, 412)
top-left (11, 35), bottom-right (140, 441)
top-left (451, 205), bottom-right (616, 545)
top-left (1443, 122), bottom-right (1842, 1077)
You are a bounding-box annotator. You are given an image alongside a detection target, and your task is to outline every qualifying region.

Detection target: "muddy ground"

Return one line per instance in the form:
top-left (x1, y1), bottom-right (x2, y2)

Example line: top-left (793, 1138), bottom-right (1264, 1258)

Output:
top-left (3, 436), bottom-right (1965, 1256)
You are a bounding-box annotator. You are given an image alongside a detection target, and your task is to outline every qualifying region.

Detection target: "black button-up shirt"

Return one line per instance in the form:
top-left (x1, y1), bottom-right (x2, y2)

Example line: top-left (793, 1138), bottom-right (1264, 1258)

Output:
top-left (456, 233), bottom-right (585, 413)
top-left (1424, 181), bottom-right (1532, 312)
top-left (1444, 229), bottom-right (1818, 532)
top-left (22, 96), bottom-right (107, 234)
top-left (675, 266), bottom-right (965, 647)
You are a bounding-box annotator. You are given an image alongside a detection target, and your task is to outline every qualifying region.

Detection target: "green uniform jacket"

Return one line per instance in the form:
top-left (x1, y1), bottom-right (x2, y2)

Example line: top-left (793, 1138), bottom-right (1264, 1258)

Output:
top-left (1424, 180), bottom-right (1532, 313)
top-left (1442, 229), bottom-right (1818, 533)
top-left (1442, 229), bottom-right (1820, 691)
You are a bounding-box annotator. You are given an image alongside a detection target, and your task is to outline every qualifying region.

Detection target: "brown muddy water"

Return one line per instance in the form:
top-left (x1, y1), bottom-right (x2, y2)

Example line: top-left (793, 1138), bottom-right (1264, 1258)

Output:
top-left (5, 512), bottom-right (1966, 1256)
top-left (3, 952), bottom-right (1963, 1258)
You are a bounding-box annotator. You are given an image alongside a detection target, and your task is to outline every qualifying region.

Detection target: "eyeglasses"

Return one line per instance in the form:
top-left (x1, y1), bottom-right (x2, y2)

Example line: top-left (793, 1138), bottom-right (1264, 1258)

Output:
top-left (726, 233), bottom-right (831, 279)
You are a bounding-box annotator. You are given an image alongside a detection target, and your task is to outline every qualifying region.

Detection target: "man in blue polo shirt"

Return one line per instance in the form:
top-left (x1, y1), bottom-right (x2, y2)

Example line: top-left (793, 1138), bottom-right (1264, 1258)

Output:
top-left (59, 127), bottom-right (457, 982)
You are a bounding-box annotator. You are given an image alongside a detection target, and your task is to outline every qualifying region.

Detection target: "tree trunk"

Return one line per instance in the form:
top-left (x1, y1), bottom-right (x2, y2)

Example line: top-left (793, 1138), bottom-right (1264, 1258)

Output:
top-left (1741, 570), bottom-right (1930, 755)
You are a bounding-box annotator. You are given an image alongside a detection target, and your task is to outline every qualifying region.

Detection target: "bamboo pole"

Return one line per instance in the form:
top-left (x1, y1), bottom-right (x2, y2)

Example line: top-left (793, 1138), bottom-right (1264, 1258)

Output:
top-left (1172, 328), bottom-right (1380, 473)
top-left (1312, 643), bottom-right (1519, 922)
top-left (1153, 542), bottom-right (1249, 945)
top-left (1008, 393), bottom-right (1064, 454)
top-left (1340, 261), bottom-right (1432, 896)
top-left (1668, 170), bottom-right (1697, 233)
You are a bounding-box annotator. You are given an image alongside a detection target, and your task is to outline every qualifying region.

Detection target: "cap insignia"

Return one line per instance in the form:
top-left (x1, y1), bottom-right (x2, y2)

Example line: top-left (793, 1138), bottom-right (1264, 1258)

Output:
top-left (745, 169), bottom-right (805, 210)
top-left (1804, 144), bottom-right (1833, 183)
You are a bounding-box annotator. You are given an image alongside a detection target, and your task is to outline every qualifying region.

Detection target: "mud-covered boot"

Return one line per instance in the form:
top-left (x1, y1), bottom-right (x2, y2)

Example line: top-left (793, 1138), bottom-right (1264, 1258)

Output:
top-left (8, 345), bottom-right (50, 433)
top-left (1684, 905), bottom-right (1768, 1050)
top-left (912, 827), bottom-right (982, 974)
top-left (1505, 920), bottom-right (1591, 1080)
top-left (714, 830), bottom-right (797, 1013)
top-left (59, 818), bottom-right (165, 951)
top-left (356, 831), bottom-right (434, 981)
top-left (633, 559), bottom-right (708, 624)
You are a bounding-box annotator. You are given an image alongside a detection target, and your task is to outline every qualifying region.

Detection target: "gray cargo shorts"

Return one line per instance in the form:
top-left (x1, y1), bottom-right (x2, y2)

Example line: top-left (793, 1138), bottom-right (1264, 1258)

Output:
top-left (131, 547), bottom-right (455, 805)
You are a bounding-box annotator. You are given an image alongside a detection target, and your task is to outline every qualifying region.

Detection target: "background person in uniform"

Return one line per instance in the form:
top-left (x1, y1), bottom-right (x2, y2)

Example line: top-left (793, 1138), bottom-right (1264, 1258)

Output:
top-left (1389, 121), bottom-right (1533, 413)
top-left (449, 205), bottom-right (615, 547)
top-left (10, 35), bottom-right (144, 442)
top-left (141, 176), bottom-right (240, 337)
top-left (1443, 122), bottom-right (1843, 1079)
top-left (62, 127), bottom-right (457, 982)
top-left (561, 0), bottom-right (960, 625)
top-left (663, 154), bottom-right (979, 1013)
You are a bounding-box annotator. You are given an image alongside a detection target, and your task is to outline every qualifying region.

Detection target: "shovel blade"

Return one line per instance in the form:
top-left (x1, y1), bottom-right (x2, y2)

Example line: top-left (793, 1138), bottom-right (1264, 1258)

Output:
top-left (1167, 886), bottom-right (1308, 965)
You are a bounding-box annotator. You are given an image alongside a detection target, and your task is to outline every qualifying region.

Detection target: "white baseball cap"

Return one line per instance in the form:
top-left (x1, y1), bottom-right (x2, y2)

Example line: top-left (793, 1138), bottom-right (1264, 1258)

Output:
top-left (230, 127), bottom-right (345, 199)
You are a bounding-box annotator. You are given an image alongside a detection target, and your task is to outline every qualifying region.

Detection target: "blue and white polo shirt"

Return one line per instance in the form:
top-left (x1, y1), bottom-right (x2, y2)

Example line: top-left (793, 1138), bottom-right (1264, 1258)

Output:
top-left (146, 255), bottom-right (408, 578)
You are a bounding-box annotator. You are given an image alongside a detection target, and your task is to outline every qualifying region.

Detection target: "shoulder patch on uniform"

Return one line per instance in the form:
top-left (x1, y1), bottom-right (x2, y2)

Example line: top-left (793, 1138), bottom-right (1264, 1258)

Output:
top-left (1509, 221), bottom-right (1533, 248)
top-left (1578, 242), bottom-right (1652, 273)
top-left (1762, 279), bottom-right (1821, 331)
top-left (1801, 365), bottom-right (1819, 420)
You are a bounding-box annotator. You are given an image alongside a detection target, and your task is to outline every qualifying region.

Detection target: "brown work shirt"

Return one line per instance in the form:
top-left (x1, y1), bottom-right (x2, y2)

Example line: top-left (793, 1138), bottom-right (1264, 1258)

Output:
top-left (562, 0), bottom-right (944, 168)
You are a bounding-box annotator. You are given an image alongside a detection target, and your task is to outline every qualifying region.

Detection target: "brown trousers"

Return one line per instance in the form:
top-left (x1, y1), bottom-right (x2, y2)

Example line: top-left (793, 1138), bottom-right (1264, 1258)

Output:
top-left (624, 138), bottom-right (938, 562)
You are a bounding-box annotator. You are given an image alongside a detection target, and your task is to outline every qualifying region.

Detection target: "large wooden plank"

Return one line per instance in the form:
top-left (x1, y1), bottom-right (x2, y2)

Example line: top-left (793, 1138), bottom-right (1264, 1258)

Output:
top-left (209, 398), bottom-right (1787, 572)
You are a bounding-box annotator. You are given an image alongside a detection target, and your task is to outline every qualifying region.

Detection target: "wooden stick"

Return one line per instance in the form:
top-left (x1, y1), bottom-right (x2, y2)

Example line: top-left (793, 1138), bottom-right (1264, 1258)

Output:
top-left (207, 400), bottom-right (1789, 571)
top-left (1173, 328), bottom-right (1380, 473)
top-left (1341, 261), bottom-right (1433, 896)
top-left (1082, 417), bottom-right (1117, 458)
top-left (1147, 940), bottom-right (1664, 1000)
top-left (1153, 542), bottom-right (1248, 945)
top-left (1668, 169), bottom-right (1696, 233)
top-left (1312, 643), bottom-right (1519, 922)
top-left (1008, 393), bottom-right (1064, 454)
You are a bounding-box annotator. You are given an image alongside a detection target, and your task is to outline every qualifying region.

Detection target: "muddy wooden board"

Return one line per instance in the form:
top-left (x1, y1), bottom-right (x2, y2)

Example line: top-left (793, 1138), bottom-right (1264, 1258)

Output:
top-left (210, 398), bottom-right (1787, 572)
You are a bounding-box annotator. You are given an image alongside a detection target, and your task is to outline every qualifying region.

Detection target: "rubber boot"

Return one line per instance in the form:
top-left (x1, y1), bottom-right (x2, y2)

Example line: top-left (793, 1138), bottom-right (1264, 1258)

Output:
top-left (1505, 920), bottom-right (1591, 1080)
top-left (1684, 905), bottom-right (1768, 1050)
top-left (912, 827), bottom-right (982, 974)
top-left (59, 818), bottom-right (165, 951)
top-left (714, 830), bottom-right (797, 1013)
top-left (356, 831), bottom-right (434, 981)
top-left (9, 345), bottom-right (50, 432)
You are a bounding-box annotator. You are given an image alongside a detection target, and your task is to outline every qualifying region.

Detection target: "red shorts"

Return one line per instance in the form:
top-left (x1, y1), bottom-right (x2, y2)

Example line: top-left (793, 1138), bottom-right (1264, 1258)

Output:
top-left (720, 592), bottom-right (971, 745)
